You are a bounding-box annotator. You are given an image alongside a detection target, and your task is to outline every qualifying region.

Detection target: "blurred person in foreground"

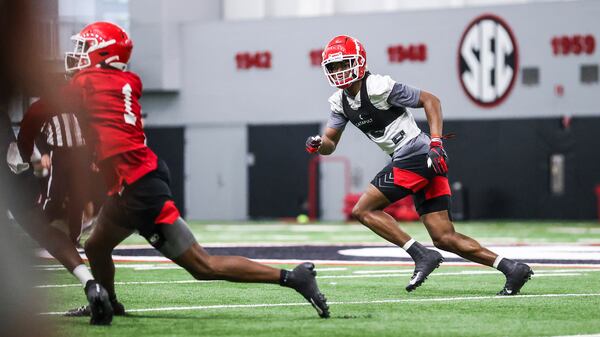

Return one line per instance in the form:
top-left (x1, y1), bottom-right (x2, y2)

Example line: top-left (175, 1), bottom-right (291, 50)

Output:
top-left (19, 21), bottom-right (330, 325)
top-left (0, 0), bottom-right (55, 336)
top-left (306, 35), bottom-right (533, 295)
top-left (12, 80), bottom-right (111, 327)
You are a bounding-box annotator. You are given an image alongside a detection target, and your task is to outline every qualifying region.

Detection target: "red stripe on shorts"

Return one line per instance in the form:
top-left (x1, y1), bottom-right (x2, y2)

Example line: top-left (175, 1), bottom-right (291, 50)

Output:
top-left (424, 176), bottom-right (451, 200)
top-left (392, 167), bottom-right (429, 192)
top-left (154, 200), bottom-right (180, 225)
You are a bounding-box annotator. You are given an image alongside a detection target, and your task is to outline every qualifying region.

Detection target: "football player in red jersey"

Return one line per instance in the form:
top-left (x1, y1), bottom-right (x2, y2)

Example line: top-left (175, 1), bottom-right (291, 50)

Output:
top-left (19, 22), bottom-right (328, 325)
top-left (306, 35), bottom-right (533, 295)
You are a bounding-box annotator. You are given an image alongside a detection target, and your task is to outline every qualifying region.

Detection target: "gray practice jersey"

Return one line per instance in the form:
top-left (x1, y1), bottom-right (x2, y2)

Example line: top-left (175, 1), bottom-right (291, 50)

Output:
top-left (326, 73), bottom-right (425, 157)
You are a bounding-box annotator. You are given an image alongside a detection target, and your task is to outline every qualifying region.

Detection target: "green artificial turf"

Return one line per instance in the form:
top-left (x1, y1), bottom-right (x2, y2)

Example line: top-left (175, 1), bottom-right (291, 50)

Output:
top-left (34, 220), bottom-right (600, 337)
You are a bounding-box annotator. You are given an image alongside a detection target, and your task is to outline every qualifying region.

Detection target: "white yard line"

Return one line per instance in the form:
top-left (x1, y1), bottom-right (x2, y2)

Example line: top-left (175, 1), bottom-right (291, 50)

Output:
top-left (35, 280), bottom-right (217, 288)
top-left (532, 273), bottom-right (582, 277)
top-left (34, 269), bottom-right (588, 288)
top-left (352, 268), bottom-right (599, 275)
top-left (319, 272), bottom-right (584, 279)
top-left (40, 292), bottom-right (600, 316)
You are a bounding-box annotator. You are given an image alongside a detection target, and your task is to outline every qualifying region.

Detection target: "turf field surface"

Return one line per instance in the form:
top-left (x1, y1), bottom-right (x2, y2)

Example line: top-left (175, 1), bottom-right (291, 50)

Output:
top-left (36, 221), bottom-right (600, 337)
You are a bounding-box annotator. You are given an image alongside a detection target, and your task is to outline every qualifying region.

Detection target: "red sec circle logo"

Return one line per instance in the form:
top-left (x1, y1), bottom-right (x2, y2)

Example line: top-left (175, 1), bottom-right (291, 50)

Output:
top-left (458, 14), bottom-right (518, 108)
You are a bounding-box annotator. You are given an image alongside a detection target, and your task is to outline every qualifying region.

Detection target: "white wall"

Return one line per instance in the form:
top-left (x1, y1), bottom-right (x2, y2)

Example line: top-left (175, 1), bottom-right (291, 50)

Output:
top-left (129, 0), bottom-right (221, 90)
top-left (133, 0), bottom-right (600, 220)
top-left (144, 0), bottom-right (600, 125)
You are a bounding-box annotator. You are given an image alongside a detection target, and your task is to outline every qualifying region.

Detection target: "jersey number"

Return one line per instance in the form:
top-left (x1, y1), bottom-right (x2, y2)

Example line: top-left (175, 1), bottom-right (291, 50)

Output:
top-left (122, 83), bottom-right (137, 126)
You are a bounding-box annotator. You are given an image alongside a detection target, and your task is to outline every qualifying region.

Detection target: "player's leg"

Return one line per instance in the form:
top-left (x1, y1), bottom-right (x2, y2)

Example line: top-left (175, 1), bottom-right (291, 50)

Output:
top-left (418, 188), bottom-right (533, 295)
top-left (84, 199), bottom-right (133, 303)
top-left (7, 164), bottom-right (88, 273)
top-left (134, 159), bottom-right (328, 317)
top-left (422, 210), bottom-right (497, 265)
top-left (176, 244), bottom-right (280, 282)
top-left (352, 184), bottom-right (416, 244)
top-left (65, 149), bottom-right (93, 244)
top-left (352, 161), bottom-right (443, 292)
top-left (75, 198), bottom-right (133, 324)
top-left (144, 216), bottom-right (329, 318)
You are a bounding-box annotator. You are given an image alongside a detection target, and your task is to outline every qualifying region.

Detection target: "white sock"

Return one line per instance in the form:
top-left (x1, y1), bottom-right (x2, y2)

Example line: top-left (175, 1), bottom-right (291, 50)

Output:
top-left (402, 238), bottom-right (416, 251)
top-left (493, 256), bottom-right (504, 269)
top-left (72, 264), bottom-right (94, 287)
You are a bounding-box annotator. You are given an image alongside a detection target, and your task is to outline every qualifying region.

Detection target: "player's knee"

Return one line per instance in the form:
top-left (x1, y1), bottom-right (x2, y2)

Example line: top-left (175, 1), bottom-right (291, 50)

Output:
top-left (351, 205), bottom-right (368, 222)
top-left (84, 236), bottom-right (110, 258)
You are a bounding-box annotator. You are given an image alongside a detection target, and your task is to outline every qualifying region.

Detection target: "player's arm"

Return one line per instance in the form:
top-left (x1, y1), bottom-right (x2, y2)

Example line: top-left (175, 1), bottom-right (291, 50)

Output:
top-left (306, 127), bottom-right (343, 155)
top-left (17, 100), bottom-right (49, 161)
top-left (18, 84), bottom-right (83, 161)
top-left (306, 109), bottom-right (347, 155)
top-left (416, 90), bottom-right (443, 139)
top-left (34, 133), bottom-right (52, 169)
top-left (417, 90), bottom-right (448, 174)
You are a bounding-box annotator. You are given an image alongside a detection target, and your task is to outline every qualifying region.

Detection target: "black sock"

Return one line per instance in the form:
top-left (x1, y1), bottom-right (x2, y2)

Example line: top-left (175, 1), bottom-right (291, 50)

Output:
top-left (497, 258), bottom-right (517, 275)
top-left (279, 269), bottom-right (290, 286)
top-left (406, 241), bottom-right (429, 261)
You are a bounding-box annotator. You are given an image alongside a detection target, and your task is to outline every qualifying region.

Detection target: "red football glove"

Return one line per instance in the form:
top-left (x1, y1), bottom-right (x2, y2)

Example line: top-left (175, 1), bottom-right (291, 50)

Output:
top-left (427, 138), bottom-right (448, 175)
top-left (305, 135), bottom-right (322, 154)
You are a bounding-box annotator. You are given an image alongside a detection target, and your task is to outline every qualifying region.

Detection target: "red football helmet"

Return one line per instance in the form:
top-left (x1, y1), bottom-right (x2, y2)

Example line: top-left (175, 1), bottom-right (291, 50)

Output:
top-left (321, 35), bottom-right (367, 89)
top-left (65, 21), bottom-right (133, 74)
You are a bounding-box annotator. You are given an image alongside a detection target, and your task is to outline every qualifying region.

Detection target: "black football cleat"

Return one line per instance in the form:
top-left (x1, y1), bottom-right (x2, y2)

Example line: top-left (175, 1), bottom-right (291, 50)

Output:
top-left (110, 298), bottom-right (126, 316)
top-left (285, 262), bottom-right (330, 318)
top-left (406, 250), bottom-right (444, 292)
top-left (65, 305), bottom-right (90, 317)
top-left (84, 280), bottom-right (114, 325)
top-left (65, 298), bottom-right (126, 317)
top-left (497, 262), bottom-right (534, 296)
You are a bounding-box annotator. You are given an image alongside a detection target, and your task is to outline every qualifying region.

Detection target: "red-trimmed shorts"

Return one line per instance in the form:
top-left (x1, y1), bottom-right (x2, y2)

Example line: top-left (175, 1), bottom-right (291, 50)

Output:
top-left (99, 159), bottom-right (181, 239)
top-left (370, 154), bottom-right (451, 216)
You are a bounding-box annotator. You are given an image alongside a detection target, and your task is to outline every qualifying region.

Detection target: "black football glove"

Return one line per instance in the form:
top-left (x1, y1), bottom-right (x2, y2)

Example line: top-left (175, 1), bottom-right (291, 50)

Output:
top-left (427, 139), bottom-right (448, 175)
top-left (305, 135), bottom-right (322, 154)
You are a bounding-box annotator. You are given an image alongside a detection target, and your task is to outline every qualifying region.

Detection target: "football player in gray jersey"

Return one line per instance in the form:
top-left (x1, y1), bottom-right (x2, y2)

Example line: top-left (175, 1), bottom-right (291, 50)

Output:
top-left (306, 35), bottom-right (532, 295)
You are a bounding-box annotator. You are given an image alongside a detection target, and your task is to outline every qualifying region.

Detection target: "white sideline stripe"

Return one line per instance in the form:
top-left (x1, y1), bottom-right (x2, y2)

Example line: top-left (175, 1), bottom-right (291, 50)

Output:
top-left (35, 280), bottom-right (217, 288)
top-left (34, 265), bottom-right (348, 272)
top-left (315, 267), bottom-right (348, 271)
top-left (551, 334), bottom-right (600, 337)
top-left (532, 273), bottom-right (582, 277)
top-left (36, 250), bottom-right (600, 267)
top-left (353, 269), bottom-right (414, 274)
top-left (353, 268), bottom-right (597, 275)
top-left (319, 272), bottom-right (583, 279)
top-left (40, 293), bottom-right (600, 316)
top-left (34, 270), bottom-right (586, 288)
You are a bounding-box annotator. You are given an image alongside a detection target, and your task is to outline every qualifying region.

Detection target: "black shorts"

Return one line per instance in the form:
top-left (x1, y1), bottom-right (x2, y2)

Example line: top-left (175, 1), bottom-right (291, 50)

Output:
top-left (99, 159), bottom-right (181, 242)
top-left (41, 147), bottom-right (94, 222)
top-left (371, 154), bottom-right (451, 216)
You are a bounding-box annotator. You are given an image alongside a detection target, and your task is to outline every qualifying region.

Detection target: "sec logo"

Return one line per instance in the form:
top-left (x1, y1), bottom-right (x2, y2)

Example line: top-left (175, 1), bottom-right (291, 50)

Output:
top-left (458, 14), bottom-right (518, 107)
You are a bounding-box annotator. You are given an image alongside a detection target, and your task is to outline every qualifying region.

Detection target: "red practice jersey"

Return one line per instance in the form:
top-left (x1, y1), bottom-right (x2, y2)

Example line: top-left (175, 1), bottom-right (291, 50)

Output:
top-left (19, 67), bottom-right (158, 195)
top-left (71, 68), bottom-right (158, 194)
top-left (70, 68), bottom-right (146, 161)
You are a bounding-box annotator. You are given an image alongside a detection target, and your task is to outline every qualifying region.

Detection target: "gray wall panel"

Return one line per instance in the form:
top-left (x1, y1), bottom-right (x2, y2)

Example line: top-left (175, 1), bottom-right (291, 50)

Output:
top-left (133, 0), bottom-right (600, 220)
top-left (149, 0), bottom-right (600, 126)
top-left (185, 126), bottom-right (248, 220)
